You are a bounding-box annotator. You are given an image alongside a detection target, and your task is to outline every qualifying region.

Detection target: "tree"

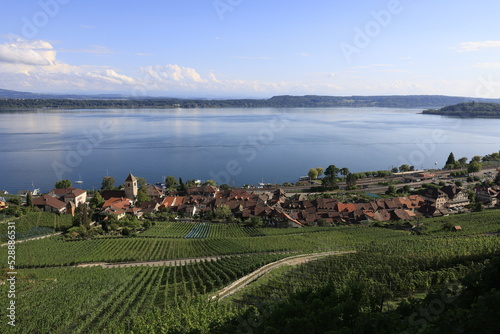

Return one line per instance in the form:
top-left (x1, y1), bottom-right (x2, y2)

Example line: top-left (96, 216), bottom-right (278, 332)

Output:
top-left (308, 168), bottom-right (319, 180)
top-left (215, 205), bottom-right (232, 220)
top-left (72, 203), bottom-right (91, 229)
top-left (340, 167), bottom-right (350, 178)
top-left (494, 171), bottom-right (500, 185)
top-left (26, 192), bottom-right (33, 208)
top-left (136, 186), bottom-right (151, 205)
top-left (246, 216), bottom-right (264, 227)
top-left (186, 179), bottom-right (198, 188)
top-left (445, 152), bottom-right (456, 168)
top-left (89, 192), bottom-right (105, 209)
top-left (315, 167), bottom-right (324, 178)
top-left (322, 176), bottom-right (338, 190)
top-left (386, 185), bottom-right (397, 196)
top-left (203, 180), bottom-right (217, 186)
top-left (458, 157), bottom-right (468, 167)
top-left (164, 176), bottom-right (178, 189)
top-left (467, 161), bottom-right (482, 174)
top-left (471, 201), bottom-right (483, 212)
top-left (101, 176), bottom-right (115, 190)
top-left (178, 177), bottom-right (187, 192)
top-left (137, 177), bottom-right (147, 188)
top-left (391, 167), bottom-right (398, 173)
top-left (472, 155), bottom-right (482, 162)
top-left (346, 173), bottom-right (358, 189)
top-left (401, 185), bottom-right (411, 194)
top-left (7, 196), bottom-right (22, 206)
top-left (55, 179), bottom-right (72, 189)
top-left (325, 165), bottom-right (339, 178)
top-left (399, 164), bottom-right (410, 172)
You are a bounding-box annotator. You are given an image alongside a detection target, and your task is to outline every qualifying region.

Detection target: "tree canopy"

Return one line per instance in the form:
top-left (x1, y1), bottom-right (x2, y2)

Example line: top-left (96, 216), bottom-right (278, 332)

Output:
top-left (423, 102), bottom-right (500, 117)
top-left (101, 176), bottom-right (115, 190)
top-left (308, 168), bottom-right (319, 180)
top-left (164, 176), bottom-right (178, 189)
top-left (55, 179), bottom-right (72, 189)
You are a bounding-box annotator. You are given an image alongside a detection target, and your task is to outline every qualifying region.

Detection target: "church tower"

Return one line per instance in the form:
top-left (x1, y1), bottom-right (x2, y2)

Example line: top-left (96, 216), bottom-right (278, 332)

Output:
top-left (124, 173), bottom-right (138, 199)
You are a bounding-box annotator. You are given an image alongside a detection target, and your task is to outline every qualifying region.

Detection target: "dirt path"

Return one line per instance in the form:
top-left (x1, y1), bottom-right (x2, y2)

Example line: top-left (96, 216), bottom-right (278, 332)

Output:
top-left (211, 250), bottom-right (356, 301)
top-left (72, 250), bottom-right (301, 269)
top-left (76, 255), bottom-right (224, 268)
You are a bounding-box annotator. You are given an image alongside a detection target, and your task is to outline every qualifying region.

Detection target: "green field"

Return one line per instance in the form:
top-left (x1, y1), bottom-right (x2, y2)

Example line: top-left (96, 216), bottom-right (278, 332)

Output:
top-left (0, 209), bottom-right (499, 333)
top-left (0, 212), bottom-right (72, 242)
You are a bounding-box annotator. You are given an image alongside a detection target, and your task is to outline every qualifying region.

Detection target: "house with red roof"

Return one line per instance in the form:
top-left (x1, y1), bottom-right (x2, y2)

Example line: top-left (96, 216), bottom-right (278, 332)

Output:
top-left (33, 194), bottom-right (67, 214)
top-left (48, 187), bottom-right (87, 206)
top-left (145, 184), bottom-right (164, 200)
top-left (101, 197), bottom-right (133, 220)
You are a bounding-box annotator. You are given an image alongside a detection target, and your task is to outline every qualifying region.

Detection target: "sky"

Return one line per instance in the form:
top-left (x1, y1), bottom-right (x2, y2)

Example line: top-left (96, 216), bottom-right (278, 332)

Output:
top-left (1, 0), bottom-right (500, 98)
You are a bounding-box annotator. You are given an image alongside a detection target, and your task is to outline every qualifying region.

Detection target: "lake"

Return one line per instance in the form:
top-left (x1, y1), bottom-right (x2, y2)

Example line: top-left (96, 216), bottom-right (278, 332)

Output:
top-left (0, 107), bottom-right (499, 194)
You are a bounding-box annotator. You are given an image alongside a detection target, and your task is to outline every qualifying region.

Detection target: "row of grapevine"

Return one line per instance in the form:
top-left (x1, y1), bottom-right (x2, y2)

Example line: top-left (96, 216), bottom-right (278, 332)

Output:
top-left (185, 223), bottom-right (211, 238)
top-left (0, 253), bottom-right (288, 333)
top-left (0, 212), bottom-right (72, 242)
top-left (140, 221), bottom-right (194, 238)
top-left (142, 222), bottom-right (274, 239)
top-left (232, 242), bottom-right (500, 309)
top-left (0, 225), bottom-right (417, 267)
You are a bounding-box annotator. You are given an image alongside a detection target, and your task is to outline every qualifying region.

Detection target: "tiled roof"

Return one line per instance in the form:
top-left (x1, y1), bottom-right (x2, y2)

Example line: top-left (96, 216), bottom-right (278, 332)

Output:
top-left (102, 197), bottom-right (132, 210)
top-left (125, 173), bottom-right (137, 182)
top-left (33, 194), bottom-right (66, 210)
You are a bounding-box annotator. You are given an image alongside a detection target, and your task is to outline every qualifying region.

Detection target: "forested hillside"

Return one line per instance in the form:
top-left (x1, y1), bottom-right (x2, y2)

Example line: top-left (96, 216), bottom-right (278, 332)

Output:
top-left (423, 102), bottom-right (500, 117)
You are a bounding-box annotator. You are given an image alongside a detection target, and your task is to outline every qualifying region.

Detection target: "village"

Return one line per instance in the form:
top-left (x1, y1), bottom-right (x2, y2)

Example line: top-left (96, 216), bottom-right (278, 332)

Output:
top-left (2, 164), bottom-right (499, 230)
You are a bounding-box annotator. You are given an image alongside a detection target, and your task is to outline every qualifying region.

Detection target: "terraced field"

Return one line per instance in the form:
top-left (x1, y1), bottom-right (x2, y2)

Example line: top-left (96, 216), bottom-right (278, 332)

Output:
top-left (1, 209), bottom-right (499, 333)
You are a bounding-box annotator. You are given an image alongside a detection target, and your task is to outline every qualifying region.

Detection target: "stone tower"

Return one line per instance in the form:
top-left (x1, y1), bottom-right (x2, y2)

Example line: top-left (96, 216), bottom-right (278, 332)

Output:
top-left (124, 173), bottom-right (138, 199)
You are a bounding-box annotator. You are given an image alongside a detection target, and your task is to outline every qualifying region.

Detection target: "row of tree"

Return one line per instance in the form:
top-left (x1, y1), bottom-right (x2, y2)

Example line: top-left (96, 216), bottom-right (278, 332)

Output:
top-left (444, 152), bottom-right (483, 173)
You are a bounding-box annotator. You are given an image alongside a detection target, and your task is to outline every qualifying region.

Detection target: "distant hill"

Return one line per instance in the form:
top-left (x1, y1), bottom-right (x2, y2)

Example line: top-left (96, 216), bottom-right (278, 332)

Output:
top-left (0, 88), bottom-right (129, 100)
top-left (265, 95), bottom-right (500, 108)
top-left (422, 102), bottom-right (500, 117)
top-left (2, 88), bottom-right (500, 109)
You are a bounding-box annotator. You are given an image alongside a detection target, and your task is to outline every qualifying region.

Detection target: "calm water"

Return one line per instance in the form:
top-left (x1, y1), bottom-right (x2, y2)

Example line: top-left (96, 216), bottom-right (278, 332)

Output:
top-left (1, 107), bottom-right (499, 193)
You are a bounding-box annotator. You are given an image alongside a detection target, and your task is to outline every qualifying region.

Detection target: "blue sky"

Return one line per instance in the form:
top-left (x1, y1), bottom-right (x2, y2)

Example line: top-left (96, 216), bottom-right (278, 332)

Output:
top-left (1, 0), bottom-right (500, 98)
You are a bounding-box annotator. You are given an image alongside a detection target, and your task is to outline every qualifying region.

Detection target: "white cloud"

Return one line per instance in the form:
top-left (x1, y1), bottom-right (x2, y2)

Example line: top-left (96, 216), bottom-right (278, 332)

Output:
top-left (455, 41), bottom-right (500, 52)
top-left (0, 39), bottom-right (136, 92)
top-left (1, 39), bottom-right (497, 98)
top-left (0, 39), bottom-right (56, 65)
top-left (140, 65), bottom-right (209, 86)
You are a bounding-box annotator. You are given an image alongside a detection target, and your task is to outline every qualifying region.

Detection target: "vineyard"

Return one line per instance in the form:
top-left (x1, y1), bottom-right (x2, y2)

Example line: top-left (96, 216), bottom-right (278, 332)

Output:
top-left (140, 221), bottom-right (330, 239)
top-left (0, 212), bottom-right (72, 242)
top-left (422, 209), bottom-right (500, 235)
top-left (0, 209), bottom-right (499, 333)
top-left (0, 226), bottom-right (405, 267)
top-left (0, 254), bottom-right (288, 333)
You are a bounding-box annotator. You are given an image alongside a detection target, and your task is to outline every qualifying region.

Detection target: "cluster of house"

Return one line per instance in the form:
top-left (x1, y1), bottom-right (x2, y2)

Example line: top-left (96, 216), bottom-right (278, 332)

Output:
top-left (475, 185), bottom-right (500, 207)
top-left (3, 173), bottom-right (499, 227)
top-left (93, 174), bottom-right (492, 227)
top-left (31, 188), bottom-right (87, 215)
